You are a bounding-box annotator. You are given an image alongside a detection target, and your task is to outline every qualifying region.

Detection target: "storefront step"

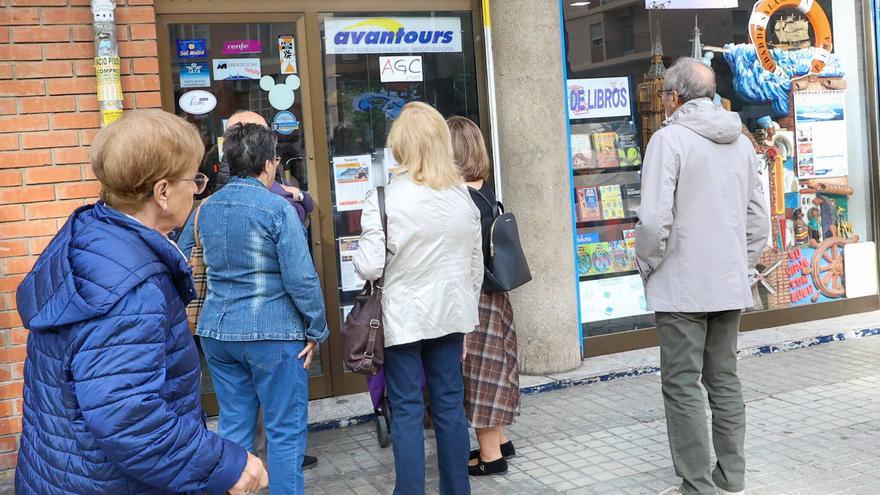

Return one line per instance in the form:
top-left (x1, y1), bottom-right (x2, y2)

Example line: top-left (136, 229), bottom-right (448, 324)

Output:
top-left (204, 310), bottom-right (880, 434)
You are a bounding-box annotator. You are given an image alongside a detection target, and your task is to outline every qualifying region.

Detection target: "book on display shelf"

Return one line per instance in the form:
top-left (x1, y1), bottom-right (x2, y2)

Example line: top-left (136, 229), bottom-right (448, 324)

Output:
top-left (616, 124), bottom-right (642, 167)
top-left (570, 133), bottom-right (595, 169)
top-left (592, 131), bottom-right (620, 168)
top-left (598, 184), bottom-right (625, 220)
top-left (622, 183), bottom-right (641, 218)
top-left (575, 186), bottom-right (602, 222)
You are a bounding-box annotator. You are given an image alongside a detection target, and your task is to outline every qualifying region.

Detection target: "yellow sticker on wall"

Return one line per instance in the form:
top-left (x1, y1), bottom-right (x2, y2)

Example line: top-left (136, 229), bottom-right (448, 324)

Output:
top-left (102, 109), bottom-right (123, 126)
top-left (95, 56), bottom-right (123, 102)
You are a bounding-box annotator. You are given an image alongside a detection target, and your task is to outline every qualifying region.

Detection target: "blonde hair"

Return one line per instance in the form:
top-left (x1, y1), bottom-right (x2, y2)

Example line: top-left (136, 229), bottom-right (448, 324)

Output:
top-left (90, 110), bottom-right (203, 211)
top-left (386, 102), bottom-right (462, 190)
top-left (446, 116), bottom-right (490, 182)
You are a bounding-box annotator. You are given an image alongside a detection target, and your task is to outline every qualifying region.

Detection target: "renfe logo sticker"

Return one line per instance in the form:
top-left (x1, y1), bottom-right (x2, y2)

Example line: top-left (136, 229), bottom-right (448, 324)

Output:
top-left (567, 77), bottom-right (631, 121)
top-left (325, 17), bottom-right (462, 54)
top-left (222, 40), bottom-right (262, 55)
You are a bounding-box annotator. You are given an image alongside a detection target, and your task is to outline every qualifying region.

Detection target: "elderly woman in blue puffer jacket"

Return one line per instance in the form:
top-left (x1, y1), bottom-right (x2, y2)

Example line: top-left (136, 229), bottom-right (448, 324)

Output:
top-left (14, 110), bottom-right (267, 495)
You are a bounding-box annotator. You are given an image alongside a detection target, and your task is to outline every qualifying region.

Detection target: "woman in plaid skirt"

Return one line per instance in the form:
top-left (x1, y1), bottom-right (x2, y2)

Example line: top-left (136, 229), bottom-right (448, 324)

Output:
top-left (448, 117), bottom-right (521, 477)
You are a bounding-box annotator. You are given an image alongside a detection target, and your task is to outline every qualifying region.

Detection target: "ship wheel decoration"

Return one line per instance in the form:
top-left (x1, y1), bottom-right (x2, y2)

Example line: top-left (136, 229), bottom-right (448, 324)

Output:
top-left (805, 237), bottom-right (847, 302)
top-left (751, 258), bottom-right (784, 294)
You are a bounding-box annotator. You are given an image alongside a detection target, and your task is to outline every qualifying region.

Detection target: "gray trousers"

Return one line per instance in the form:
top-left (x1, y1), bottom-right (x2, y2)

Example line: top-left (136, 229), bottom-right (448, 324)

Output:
top-left (655, 311), bottom-right (746, 495)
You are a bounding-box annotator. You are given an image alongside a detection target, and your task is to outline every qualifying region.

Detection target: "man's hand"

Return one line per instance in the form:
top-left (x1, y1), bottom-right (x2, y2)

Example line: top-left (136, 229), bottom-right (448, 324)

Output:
top-left (227, 453), bottom-right (268, 495)
top-left (298, 341), bottom-right (317, 369)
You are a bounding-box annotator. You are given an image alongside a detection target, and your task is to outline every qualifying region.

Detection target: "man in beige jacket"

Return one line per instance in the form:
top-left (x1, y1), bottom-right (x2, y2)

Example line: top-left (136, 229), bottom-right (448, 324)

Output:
top-left (635, 58), bottom-right (769, 495)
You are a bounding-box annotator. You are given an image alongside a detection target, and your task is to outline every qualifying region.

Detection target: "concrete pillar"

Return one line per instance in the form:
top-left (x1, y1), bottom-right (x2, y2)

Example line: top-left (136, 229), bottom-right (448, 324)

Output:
top-left (489, 0), bottom-right (582, 374)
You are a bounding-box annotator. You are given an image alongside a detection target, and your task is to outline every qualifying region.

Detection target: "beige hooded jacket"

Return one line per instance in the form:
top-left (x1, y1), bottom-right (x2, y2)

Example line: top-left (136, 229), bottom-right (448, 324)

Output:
top-left (635, 98), bottom-right (770, 312)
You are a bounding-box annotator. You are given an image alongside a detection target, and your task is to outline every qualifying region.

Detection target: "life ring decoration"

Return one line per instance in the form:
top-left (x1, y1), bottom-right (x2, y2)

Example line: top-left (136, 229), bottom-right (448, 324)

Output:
top-left (748, 0), bottom-right (833, 78)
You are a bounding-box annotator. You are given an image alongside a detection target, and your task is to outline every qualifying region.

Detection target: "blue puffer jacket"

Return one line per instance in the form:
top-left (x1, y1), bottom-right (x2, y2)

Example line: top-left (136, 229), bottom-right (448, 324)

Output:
top-left (15, 202), bottom-right (247, 495)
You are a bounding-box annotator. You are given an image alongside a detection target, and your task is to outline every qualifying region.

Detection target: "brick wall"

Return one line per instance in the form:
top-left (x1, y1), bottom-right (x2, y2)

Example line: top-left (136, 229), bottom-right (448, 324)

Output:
top-left (0, 0), bottom-right (161, 470)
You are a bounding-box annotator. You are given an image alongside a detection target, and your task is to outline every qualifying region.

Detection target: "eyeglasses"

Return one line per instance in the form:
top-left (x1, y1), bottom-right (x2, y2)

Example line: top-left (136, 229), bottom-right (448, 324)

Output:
top-left (171, 172), bottom-right (210, 195)
top-left (657, 89), bottom-right (675, 97)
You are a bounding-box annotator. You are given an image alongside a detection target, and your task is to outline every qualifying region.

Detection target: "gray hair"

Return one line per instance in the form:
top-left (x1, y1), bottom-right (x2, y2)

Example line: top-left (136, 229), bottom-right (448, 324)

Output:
top-left (663, 57), bottom-right (716, 102)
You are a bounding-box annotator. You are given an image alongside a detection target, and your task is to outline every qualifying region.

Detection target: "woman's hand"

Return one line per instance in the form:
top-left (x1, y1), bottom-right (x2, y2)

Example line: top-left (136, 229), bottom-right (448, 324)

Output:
top-left (227, 453), bottom-right (268, 495)
top-left (280, 184), bottom-right (303, 202)
top-left (298, 341), bottom-right (317, 369)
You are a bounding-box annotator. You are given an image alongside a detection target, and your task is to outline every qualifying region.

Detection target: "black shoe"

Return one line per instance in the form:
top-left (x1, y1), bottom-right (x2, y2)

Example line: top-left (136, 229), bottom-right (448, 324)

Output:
top-left (302, 455), bottom-right (318, 471)
top-left (468, 457), bottom-right (507, 476)
top-left (501, 440), bottom-right (516, 459)
top-left (469, 441), bottom-right (516, 461)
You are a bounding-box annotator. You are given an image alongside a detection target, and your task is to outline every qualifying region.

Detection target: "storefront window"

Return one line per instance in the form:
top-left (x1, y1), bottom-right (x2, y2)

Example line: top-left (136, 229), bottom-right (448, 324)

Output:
top-left (564, 1), bottom-right (878, 339)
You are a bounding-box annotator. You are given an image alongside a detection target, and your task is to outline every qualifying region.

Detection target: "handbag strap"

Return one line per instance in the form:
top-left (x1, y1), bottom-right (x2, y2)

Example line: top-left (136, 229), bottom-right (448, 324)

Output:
top-left (376, 187), bottom-right (387, 287)
top-left (468, 185), bottom-right (502, 218)
top-left (192, 201), bottom-right (204, 251)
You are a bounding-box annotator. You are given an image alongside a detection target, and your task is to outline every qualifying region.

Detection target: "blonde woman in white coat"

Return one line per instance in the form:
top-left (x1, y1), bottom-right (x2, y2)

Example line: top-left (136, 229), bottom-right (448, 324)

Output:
top-left (354, 102), bottom-right (483, 495)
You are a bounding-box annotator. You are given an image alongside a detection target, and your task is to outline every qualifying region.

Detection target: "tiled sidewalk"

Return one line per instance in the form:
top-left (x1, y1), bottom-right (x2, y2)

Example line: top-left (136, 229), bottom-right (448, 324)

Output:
top-left (303, 336), bottom-right (880, 494)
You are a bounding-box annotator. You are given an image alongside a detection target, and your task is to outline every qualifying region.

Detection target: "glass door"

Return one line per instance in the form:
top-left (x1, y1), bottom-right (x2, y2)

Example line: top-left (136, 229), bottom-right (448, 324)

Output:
top-left (313, 12), bottom-right (482, 395)
top-left (157, 13), bottom-right (334, 405)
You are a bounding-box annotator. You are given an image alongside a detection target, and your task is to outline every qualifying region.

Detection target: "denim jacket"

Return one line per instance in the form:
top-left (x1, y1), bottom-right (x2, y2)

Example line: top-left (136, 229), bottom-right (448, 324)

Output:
top-left (178, 177), bottom-right (329, 343)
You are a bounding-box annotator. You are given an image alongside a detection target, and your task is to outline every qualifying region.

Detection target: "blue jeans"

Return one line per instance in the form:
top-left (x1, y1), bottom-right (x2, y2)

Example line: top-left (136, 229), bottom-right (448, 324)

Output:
top-left (201, 338), bottom-right (308, 495)
top-left (384, 333), bottom-right (471, 495)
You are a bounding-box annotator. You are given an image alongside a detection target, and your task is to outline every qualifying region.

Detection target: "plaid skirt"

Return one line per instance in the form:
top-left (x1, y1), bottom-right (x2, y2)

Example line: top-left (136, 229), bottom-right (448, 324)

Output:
top-left (462, 290), bottom-right (520, 428)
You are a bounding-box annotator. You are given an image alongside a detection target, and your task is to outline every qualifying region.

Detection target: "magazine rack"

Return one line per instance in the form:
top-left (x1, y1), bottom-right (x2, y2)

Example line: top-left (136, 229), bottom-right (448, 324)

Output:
top-left (568, 76), bottom-right (652, 336)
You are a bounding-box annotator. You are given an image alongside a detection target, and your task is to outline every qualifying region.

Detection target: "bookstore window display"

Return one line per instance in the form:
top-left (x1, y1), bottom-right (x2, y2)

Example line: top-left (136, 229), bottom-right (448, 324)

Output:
top-left (564, 0), bottom-right (879, 340)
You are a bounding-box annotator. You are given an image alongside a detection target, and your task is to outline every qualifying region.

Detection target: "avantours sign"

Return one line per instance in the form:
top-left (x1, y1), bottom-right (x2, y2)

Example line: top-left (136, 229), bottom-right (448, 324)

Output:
top-left (325, 17), bottom-right (462, 54)
top-left (567, 77), bottom-right (632, 121)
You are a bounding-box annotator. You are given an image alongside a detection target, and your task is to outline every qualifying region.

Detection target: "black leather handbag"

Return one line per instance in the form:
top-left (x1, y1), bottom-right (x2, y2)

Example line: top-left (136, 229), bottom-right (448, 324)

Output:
top-left (341, 187), bottom-right (387, 375)
top-left (470, 188), bottom-right (532, 292)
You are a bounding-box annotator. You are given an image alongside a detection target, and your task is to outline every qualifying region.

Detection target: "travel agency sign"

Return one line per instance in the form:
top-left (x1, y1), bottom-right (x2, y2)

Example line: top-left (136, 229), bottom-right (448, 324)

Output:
top-left (567, 77), bottom-right (631, 120)
top-left (324, 17), bottom-right (462, 54)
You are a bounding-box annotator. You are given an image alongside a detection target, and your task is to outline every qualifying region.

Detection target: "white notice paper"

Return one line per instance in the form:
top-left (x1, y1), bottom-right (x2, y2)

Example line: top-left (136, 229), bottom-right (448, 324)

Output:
top-left (339, 237), bottom-right (366, 292)
top-left (333, 155), bottom-right (372, 211)
top-left (379, 56), bottom-right (423, 83)
top-left (794, 90), bottom-right (848, 179)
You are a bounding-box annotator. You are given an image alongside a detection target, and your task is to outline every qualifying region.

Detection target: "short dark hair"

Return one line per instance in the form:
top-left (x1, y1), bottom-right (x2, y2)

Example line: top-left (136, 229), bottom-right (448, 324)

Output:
top-left (224, 123), bottom-right (277, 178)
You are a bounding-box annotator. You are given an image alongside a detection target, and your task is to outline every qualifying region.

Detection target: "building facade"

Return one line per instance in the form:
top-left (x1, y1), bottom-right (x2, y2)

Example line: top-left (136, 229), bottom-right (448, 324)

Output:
top-left (0, 0), bottom-right (878, 470)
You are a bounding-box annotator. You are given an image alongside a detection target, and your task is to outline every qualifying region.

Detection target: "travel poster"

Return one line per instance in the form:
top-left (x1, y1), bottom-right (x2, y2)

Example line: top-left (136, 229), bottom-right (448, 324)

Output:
top-left (794, 90), bottom-right (848, 179)
top-left (333, 155), bottom-right (372, 211)
top-left (338, 237), bottom-right (365, 292)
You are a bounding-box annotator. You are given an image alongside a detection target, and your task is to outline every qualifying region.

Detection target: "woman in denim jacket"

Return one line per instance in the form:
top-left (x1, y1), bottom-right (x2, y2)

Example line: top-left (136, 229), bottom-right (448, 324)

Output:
top-left (178, 123), bottom-right (328, 495)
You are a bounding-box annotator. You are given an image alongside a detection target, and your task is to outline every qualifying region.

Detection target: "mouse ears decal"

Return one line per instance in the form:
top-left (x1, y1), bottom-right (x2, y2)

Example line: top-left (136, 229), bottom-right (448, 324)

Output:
top-left (260, 75), bottom-right (301, 110)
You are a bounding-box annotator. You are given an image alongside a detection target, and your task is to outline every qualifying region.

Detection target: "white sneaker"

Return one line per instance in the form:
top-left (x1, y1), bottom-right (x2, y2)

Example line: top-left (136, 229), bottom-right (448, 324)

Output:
top-left (716, 488), bottom-right (744, 495)
top-left (658, 487), bottom-right (683, 495)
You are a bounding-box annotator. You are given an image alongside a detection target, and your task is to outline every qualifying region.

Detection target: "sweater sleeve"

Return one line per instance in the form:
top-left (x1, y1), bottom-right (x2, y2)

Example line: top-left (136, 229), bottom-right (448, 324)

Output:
top-left (71, 282), bottom-right (246, 495)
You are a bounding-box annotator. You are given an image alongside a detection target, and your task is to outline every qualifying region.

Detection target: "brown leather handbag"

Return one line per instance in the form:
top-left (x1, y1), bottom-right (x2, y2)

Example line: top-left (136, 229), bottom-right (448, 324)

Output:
top-left (341, 187), bottom-right (387, 375)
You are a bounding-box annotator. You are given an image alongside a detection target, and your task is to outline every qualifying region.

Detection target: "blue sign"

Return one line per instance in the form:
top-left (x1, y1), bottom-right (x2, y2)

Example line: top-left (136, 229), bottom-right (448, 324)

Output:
top-left (179, 62), bottom-right (211, 88)
top-left (177, 39), bottom-right (207, 59)
top-left (272, 111), bottom-right (300, 135)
